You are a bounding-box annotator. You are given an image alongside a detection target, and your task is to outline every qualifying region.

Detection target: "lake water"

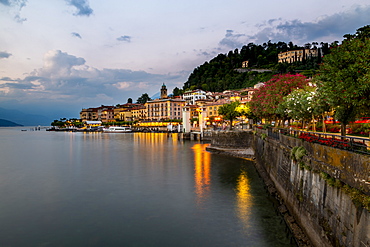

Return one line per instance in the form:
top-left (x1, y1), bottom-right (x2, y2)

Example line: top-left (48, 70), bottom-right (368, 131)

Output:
top-left (0, 127), bottom-right (297, 247)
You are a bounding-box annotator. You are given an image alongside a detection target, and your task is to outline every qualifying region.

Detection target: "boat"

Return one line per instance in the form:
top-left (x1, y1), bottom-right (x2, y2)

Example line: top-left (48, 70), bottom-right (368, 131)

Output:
top-left (103, 126), bottom-right (132, 133)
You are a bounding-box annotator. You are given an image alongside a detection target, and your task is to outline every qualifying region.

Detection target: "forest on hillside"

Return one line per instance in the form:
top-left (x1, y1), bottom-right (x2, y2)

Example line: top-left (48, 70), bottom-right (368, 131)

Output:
top-left (180, 41), bottom-right (335, 93)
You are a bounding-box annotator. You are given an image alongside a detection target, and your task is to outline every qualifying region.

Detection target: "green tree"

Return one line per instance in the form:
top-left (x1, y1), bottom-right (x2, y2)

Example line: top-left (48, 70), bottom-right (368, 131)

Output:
top-left (172, 87), bottom-right (183, 96)
top-left (277, 86), bottom-right (318, 129)
top-left (218, 101), bottom-right (242, 130)
top-left (136, 93), bottom-right (151, 104)
top-left (316, 25), bottom-right (370, 135)
top-left (51, 119), bottom-right (65, 127)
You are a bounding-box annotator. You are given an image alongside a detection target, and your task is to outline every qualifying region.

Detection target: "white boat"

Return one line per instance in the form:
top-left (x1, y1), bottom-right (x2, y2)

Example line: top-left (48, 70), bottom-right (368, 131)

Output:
top-left (103, 126), bottom-right (132, 133)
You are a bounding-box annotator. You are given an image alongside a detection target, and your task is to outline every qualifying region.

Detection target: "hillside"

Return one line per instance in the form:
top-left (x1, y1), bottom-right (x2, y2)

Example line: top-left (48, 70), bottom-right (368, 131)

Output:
top-left (182, 41), bottom-right (332, 92)
top-left (0, 119), bottom-right (23, 127)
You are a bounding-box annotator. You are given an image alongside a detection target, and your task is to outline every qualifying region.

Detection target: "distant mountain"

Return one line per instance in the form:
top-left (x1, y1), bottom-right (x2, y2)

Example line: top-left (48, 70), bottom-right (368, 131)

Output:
top-left (151, 92), bottom-right (160, 100)
top-left (0, 107), bottom-right (51, 126)
top-left (0, 119), bottom-right (23, 127)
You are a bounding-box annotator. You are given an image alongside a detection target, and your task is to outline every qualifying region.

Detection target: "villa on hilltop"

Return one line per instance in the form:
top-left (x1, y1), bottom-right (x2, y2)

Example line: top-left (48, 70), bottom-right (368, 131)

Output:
top-left (278, 49), bottom-right (318, 63)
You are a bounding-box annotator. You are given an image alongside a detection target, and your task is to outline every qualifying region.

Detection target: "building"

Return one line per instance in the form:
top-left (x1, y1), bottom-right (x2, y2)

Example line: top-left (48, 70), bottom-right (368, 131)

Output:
top-left (160, 83), bottom-right (168, 99)
top-left (183, 89), bottom-right (207, 105)
top-left (80, 108), bottom-right (99, 122)
top-left (145, 84), bottom-right (185, 121)
top-left (204, 101), bottom-right (225, 118)
top-left (182, 104), bottom-right (207, 133)
top-left (100, 107), bottom-right (115, 123)
top-left (114, 108), bottom-right (132, 122)
top-left (131, 105), bottom-right (147, 121)
top-left (146, 98), bottom-right (185, 121)
top-left (278, 49), bottom-right (318, 63)
top-left (80, 105), bottom-right (115, 122)
top-left (114, 103), bottom-right (144, 122)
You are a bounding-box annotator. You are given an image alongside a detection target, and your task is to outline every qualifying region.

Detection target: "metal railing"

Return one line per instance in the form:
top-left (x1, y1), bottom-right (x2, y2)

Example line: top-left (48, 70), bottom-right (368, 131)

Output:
top-left (256, 126), bottom-right (369, 155)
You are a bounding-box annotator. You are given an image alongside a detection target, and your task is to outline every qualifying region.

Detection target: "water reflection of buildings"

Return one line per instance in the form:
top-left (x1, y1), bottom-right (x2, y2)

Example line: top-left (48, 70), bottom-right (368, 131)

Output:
top-left (192, 144), bottom-right (211, 205)
top-left (236, 171), bottom-right (252, 230)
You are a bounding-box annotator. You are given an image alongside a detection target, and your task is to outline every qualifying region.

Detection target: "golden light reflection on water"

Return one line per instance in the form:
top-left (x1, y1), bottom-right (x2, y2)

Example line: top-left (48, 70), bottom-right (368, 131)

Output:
top-left (133, 133), bottom-right (180, 167)
top-left (236, 171), bottom-right (252, 230)
top-left (192, 143), bottom-right (211, 205)
top-left (133, 132), bottom-right (174, 145)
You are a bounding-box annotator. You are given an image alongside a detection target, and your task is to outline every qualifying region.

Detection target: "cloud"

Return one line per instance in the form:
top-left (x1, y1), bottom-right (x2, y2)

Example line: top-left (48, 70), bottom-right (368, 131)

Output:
top-left (117, 35), bottom-right (131, 42)
top-left (114, 82), bottom-right (132, 90)
top-left (0, 50), bottom-right (188, 109)
top-left (37, 50), bottom-right (86, 77)
top-left (0, 0), bottom-right (11, 6)
top-left (0, 0), bottom-right (26, 7)
top-left (65, 0), bottom-right (93, 17)
top-left (247, 5), bottom-right (370, 45)
top-left (1, 0), bottom-right (27, 22)
top-left (71, 32), bottom-right (82, 39)
top-left (14, 13), bottom-right (26, 23)
top-left (219, 30), bottom-right (245, 48)
top-left (0, 51), bottom-right (12, 59)
top-left (0, 82), bottom-right (34, 89)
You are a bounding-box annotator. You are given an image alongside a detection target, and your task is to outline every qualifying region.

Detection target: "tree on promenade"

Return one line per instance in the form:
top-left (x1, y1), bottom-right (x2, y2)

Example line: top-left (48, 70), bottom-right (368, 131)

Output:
top-left (316, 25), bottom-right (370, 136)
top-left (249, 73), bottom-right (308, 124)
top-left (136, 93), bottom-right (151, 104)
top-left (277, 86), bottom-right (316, 128)
top-left (218, 101), bottom-right (242, 130)
top-left (276, 85), bottom-right (330, 130)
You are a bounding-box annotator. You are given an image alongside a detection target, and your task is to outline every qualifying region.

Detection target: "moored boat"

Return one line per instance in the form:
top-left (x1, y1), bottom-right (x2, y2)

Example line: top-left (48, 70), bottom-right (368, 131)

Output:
top-left (103, 126), bottom-right (132, 133)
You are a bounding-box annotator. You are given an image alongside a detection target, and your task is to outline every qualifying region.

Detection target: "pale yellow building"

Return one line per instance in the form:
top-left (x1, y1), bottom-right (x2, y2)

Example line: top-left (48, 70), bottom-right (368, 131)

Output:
top-left (80, 105), bottom-right (115, 122)
top-left (131, 106), bottom-right (147, 121)
top-left (278, 49), bottom-right (318, 63)
top-left (114, 108), bottom-right (132, 122)
top-left (146, 98), bottom-right (185, 121)
top-left (100, 108), bottom-right (115, 123)
top-left (80, 108), bottom-right (98, 122)
top-left (205, 102), bottom-right (223, 118)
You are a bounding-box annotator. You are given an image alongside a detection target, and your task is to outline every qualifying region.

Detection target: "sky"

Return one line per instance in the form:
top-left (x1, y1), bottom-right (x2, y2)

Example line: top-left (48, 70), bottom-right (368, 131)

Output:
top-left (0, 0), bottom-right (369, 121)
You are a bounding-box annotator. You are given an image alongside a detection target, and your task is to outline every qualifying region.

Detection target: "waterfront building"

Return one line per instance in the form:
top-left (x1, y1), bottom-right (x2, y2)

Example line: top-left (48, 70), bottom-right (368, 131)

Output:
top-left (100, 107), bottom-right (115, 123)
top-left (182, 105), bottom-right (206, 133)
top-left (114, 109), bottom-right (132, 122)
top-left (131, 105), bottom-right (147, 121)
top-left (80, 105), bottom-right (115, 122)
top-left (114, 103), bottom-right (144, 122)
top-left (145, 98), bottom-right (185, 121)
top-left (145, 84), bottom-right (185, 121)
top-left (80, 108), bottom-right (99, 122)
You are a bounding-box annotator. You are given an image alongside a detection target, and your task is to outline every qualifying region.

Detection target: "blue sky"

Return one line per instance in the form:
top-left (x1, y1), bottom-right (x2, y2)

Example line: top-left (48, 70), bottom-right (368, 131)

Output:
top-left (0, 0), bottom-right (369, 120)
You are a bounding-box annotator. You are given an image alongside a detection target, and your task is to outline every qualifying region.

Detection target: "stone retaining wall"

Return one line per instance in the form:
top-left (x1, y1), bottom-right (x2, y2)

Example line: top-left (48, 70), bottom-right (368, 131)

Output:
top-left (210, 130), bottom-right (370, 247)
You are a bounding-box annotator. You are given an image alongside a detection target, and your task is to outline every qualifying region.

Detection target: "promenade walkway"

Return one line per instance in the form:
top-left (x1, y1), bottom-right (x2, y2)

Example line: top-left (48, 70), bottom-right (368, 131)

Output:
top-left (260, 127), bottom-right (370, 155)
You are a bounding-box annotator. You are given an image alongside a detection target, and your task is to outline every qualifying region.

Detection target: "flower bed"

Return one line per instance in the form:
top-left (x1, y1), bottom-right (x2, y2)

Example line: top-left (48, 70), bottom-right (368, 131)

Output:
top-left (298, 133), bottom-right (367, 152)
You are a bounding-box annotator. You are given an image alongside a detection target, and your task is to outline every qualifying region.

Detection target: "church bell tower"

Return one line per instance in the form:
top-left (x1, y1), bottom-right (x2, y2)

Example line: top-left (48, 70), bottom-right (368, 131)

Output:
top-left (160, 83), bottom-right (168, 99)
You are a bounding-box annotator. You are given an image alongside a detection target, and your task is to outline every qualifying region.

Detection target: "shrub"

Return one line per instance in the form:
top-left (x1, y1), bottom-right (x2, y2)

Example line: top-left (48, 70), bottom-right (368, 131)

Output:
top-left (350, 123), bottom-right (370, 136)
top-left (291, 146), bottom-right (307, 162)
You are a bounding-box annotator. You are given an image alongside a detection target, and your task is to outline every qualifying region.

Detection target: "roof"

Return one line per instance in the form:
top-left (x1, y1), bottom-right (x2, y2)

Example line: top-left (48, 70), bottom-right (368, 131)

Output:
top-left (146, 98), bottom-right (185, 103)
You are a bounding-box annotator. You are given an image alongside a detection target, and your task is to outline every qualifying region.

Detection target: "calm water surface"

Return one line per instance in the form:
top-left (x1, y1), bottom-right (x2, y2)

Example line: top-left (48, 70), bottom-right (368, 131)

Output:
top-left (0, 128), bottom-right (297, 247)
